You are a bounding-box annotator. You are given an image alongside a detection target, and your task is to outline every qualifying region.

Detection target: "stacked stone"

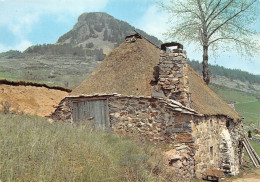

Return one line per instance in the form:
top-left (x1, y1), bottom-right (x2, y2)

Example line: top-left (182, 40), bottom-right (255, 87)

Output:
top-left (50, 98), bottom-right (72, 123)
top-left (158, 49), bottom-right (191, 107)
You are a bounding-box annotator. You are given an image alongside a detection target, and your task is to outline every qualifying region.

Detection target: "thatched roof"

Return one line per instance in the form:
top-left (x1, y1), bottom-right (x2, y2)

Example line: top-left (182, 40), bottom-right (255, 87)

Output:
top-left (71, 37), bottom-right (160, 97)
top-left (71, 35), bottom-right (240, 119)
top-left (187, 67), bottom-right (240, 119)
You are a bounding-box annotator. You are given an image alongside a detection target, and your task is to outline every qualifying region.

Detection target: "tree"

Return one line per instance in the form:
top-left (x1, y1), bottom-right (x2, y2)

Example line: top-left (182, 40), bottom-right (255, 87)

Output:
top-left (159, 0), bottom-right (259, 84)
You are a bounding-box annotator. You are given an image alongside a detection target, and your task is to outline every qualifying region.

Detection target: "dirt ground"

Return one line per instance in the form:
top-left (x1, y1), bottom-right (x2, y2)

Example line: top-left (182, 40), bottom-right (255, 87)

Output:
top-left (227, 168), bottom-right (260, 182)
top-left (0, 84), bottom-right (68, 117)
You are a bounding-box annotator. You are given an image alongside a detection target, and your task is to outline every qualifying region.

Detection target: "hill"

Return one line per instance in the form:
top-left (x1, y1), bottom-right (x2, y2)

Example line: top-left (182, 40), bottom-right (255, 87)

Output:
top-left (23, 12), bottom-right (161, 57)
top-left (57, 12), bottom-right (162, 54)
top-left (0, 12), bottom-right (259, 95)
top-left (0, 12), bottom-right (161, 88)
top-left (188, 60), bottom-right (260, 95)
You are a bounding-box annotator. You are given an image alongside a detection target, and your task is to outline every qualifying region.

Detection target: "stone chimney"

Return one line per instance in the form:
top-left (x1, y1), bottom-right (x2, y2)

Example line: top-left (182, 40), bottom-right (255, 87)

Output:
top-left (158, 42), bottom-right (191, 107)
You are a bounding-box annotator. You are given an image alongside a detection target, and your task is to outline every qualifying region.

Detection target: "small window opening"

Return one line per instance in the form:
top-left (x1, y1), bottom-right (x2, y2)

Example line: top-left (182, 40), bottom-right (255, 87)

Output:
top-left (210, 119), bottom-right (213, 127)
top-left (226, 120), bottom-right (230, 128)
top-left (210, 146), bottom-right (214, 160)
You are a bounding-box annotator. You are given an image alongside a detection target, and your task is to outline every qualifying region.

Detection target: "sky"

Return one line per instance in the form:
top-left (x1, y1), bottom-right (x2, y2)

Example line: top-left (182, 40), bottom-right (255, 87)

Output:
top-left (0, 0), bottom-right (259, 75)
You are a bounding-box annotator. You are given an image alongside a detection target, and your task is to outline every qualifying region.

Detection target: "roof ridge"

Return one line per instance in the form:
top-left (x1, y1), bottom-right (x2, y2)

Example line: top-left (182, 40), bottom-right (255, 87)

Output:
top-left (133, 30), bottom-right (160, 49)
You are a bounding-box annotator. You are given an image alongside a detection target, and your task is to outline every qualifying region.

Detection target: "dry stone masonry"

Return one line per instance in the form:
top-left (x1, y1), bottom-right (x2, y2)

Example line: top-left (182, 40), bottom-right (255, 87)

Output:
top-left (158, 43), bottom-right (191, 108)
top-left (54, 94), bottom-right (243, 179)
top-left (51, 37), bottom-right (244, 180)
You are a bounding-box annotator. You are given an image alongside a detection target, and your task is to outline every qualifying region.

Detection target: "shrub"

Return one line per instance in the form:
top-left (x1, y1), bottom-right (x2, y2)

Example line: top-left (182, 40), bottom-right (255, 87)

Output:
top-left (86, 42), bottom-right (94, 48)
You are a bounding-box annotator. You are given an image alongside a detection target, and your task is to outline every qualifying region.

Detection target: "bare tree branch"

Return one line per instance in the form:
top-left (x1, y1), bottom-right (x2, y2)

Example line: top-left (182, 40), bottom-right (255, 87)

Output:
top-left (205, 0), bottom-right (215, 13)
top-left (205, 0), bottom-right (222, 22)
top-left (208, 0), bottom-right (257, 39)
top-left (158, 0), bottom-right (259, 83)
top-left (209, 37), bottom-right (250, 46)
top-left (206, 0), bottom-right (235, 28)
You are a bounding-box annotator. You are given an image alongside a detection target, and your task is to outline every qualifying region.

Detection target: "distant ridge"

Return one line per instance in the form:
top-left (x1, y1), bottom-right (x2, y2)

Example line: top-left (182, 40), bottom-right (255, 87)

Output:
top-left (0, 12), bottom-right (259, 95)
top-left (23, 12), bottom-right (162, 59)
top-left (188, 60), bottom-right (260, 85)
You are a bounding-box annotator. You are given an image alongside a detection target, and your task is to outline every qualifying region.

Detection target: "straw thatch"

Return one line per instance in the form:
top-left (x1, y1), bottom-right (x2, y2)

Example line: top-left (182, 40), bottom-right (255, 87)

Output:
top-left (187, 67), bottom-right (240, 119)
top-left (71, 36), bottom-right (240, 119)
top-left (71, 38), bottom-right (160, 97)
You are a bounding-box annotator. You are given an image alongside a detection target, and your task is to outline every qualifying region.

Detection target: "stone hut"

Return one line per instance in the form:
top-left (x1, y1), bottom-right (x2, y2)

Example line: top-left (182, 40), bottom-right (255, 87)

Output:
top-left (52, 32), bottom-right (244, 179)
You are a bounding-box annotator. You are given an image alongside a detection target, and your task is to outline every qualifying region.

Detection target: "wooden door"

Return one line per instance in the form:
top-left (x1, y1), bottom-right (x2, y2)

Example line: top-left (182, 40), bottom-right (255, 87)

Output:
top-left (72, 99), bottom-right (109, 129)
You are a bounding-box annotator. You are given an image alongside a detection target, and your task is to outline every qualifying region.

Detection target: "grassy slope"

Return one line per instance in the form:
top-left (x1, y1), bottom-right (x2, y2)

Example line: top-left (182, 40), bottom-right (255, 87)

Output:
top-left (209, 84), bottom-right (257, 103)
top-left (210, 84), bottom-right (260, 125)
top-left (0, 113), bottom-right (173, 182)
top-left (250, 140), bottom-right (260, 157)
top-left (235, 101), bottom-right (260, 125)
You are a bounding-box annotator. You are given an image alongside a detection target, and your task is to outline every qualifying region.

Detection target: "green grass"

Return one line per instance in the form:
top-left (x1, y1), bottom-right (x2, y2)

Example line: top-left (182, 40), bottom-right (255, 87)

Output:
top-left (210, 84), bottom-right (260, 126)
top-left (209, 84), bottom-right (257, 104)
top-left (235, 101), bottom-right (260, 124)
top-left (0, 71), bottom-right (24, 80)
top-left (242, 140), bottom-right (260, 169)
top-left (249, 140), bottom-right (260, 157)
top-left (0, 113), bottom-right (173, 182)
top-left (235, 101), bottom-right (260, 114)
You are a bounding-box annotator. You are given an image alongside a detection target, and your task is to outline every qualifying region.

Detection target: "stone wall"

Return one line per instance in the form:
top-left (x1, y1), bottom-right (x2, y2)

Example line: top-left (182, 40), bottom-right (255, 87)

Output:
top-left (108, 96), bottom-right (196, 178)
top-left (109, 97), bottom-right (178, 141)
top-left (191, 116), bottom-right (243, 178)
top-left (227, 119), bottom-right (244, 173)
top-left (158, 49), bottom-right (191, 107)
top-left (49, 98), bottom-right (72, 122)
top-left (51, 95), bottom-right (243, 180)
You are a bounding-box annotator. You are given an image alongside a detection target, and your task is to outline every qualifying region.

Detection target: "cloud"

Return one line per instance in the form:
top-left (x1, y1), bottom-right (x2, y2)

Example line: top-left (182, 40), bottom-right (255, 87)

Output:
top-left (0, 0), bottom-right (108, 15)
top-left (137, 5), bottom-right (169, 41)
top-left (0, 0), bottom-right (109, 51)
top-left (0, 40), bottom-right (32, 52)
top-left (14, 40), bottom-right (33, 51)
top-left (0, 0), bottom-right (109, 28)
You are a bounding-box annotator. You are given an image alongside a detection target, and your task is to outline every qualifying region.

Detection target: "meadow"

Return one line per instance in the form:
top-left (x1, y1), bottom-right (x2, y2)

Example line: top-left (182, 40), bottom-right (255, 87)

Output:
top-left (0, 113), bottom-right (174, 182)
top-left (210, 84), bottom-right (260, 125)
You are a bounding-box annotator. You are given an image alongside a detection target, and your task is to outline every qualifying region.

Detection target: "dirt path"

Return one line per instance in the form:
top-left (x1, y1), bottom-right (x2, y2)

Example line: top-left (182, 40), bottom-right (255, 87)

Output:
top-left (0, 84), bottom-right (68, 117)
top-left (226, 168), bottom-right (260, 182)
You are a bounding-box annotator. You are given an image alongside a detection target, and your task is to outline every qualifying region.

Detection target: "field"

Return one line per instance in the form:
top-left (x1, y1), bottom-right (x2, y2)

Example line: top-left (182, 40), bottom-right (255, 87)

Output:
top-left (250, 140), bottom-right (260, 157)
top-left (210, 84), bottom-right (260, 126)
top-left (235, 101), bottom-right (260, 125)
top-left (0, 113), bottom-right (174, 182)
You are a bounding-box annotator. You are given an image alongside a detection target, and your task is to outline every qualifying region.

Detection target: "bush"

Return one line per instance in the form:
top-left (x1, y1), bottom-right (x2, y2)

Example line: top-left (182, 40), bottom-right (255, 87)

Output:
top-left (86, 42), bottom-right (94, 48)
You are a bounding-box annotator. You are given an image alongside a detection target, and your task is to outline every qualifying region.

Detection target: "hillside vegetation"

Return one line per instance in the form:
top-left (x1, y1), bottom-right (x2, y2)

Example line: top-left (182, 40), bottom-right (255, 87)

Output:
top-left (188, 60), bottom-right (260, 85)
top-left (0, 113), bottom-right (174, 182)
top-left (57, 12), bottom-right (162, 51)
top-left (188, 60), bottom-right (260, 96)
top-left (0, 12), bottom-right (162, 88)
top-left (210, 84), bottom-right (260, 127)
